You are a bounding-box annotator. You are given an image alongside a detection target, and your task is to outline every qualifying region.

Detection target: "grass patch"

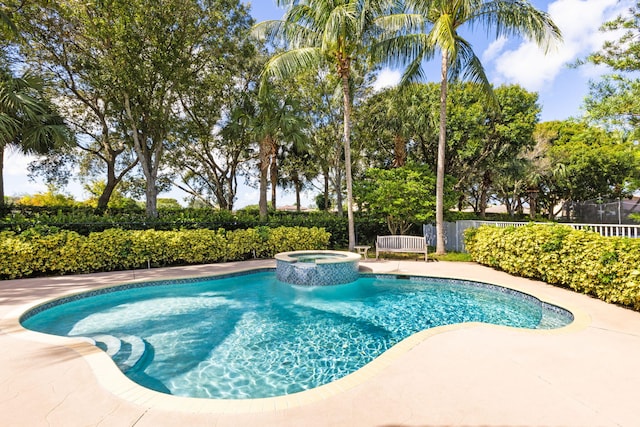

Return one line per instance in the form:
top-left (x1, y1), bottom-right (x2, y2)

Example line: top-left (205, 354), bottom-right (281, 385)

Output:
top-left (429, 251), bottom-right (472, 262)
top-left (354, 248), bottom-right (472, 262)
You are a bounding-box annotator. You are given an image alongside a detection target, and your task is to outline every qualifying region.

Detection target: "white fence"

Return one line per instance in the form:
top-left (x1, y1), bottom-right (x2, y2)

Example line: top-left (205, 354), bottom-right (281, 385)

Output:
top-left (423, 220), bottom-right (640, 253)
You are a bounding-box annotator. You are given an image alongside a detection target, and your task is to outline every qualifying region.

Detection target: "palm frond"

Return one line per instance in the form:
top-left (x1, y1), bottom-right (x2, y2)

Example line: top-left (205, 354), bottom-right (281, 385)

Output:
top-left (429, 12), bottom-right (458, 58)
top-left (454, 39), bottom-right (499, 109)
top-left (371, 32), bottom-right (434, 68)
top-left (17, 112), bottom-right (72, 154)
top-left (473, 0), bottom-right (562, 52)
top-left (400, 54), bottom-right (430, 85)
top-left (260, 48), bottom-right (325, 95)
top-left (373, 12), bottom-right (426, 36)
top-left (322, 2), bottom-right (358, 51)
top-left (0, 112), bottom-right (19, 143)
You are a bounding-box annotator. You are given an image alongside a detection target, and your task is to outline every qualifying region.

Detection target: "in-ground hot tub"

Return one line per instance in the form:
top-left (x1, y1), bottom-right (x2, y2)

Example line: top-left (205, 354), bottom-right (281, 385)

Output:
top-left (275, 250), bottom-right (361, 286)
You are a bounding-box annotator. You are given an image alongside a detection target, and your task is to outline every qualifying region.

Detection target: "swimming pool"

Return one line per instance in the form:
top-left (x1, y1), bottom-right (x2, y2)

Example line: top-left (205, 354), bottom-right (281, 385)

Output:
top-left (21, 270), bottom-right (572, 399)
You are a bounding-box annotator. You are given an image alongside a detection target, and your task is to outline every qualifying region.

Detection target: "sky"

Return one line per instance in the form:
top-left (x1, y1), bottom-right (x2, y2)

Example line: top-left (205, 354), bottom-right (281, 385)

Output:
top-left (5, 0), bottom-right (633, 208)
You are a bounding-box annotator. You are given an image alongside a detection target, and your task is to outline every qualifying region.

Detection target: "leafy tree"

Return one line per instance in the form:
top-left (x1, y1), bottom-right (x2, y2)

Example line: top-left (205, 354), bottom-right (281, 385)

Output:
top-left (20, 0), bottom-right (254, 218)
top-left (379, 0), bottom-right (561, 253)
top-left (532, 121), bottom-right (638, 219)
top-left (279, 139), bottom-right (317, 211)
top-left (81, 179), bottom-right (140, 209)
top-left (252, 84), bottom-right (307, 219)
top-left (582, 2), bottom-right (640, 142)
top-left (254, 0), bottom-right (396, 250)
top-left (315, 192), bottom-right (332, 211)
top-left (586, 1), bottom-right (640, 72)
top-left (355, 164), bottom-right (457, 234)
top-left (157, 198), bottom-right (181, 210)
top-left (355, 84), bottom-right (435, 169)
top-left (289, 68), bottom-right (348, 214)
top-left (583, 76), bottom-right (640, 141)
top-left (166, 18), bottom-right (258, 211)
top-left (356, 83), bottom-right (541, 216)
top-left (0, 1), bottom-right (18, 40)
top-left (458, 84), bottom-right (540, 216)
top-left (16, 185), bottom-right (76, 207)
top-left (18, 0), bottom-right (146, 213)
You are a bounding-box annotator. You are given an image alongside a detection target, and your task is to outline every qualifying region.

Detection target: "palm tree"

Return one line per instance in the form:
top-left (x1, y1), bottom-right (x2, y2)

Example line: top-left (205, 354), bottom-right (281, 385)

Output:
top-left (252, 84), bottom-right (307, 220)
top-left (253, 0), bottom-right (398, 251)
top-left (0, 2), bottom-right (18, 39)
top-left (0, 66), bottom-right (71, 206)
top-left (380, 0), bottom-right (561, 254)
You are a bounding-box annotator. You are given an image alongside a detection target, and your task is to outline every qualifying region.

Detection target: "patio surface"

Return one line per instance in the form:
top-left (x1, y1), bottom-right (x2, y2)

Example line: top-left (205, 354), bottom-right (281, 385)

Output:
top-left (1, 259), bottom-right (640, 427)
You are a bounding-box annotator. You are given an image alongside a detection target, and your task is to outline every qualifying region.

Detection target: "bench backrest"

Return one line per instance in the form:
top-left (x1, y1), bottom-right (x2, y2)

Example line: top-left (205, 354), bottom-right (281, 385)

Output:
top-left (377, 235), bottom-right (425, 249)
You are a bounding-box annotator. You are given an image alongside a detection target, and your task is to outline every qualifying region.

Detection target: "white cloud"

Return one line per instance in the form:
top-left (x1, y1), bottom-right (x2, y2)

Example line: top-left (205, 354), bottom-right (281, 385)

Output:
top-left (4, 150), bottom-right (33, 176)
top-left (482, 36), bottom-right (508, 63)
top-left (3, 152), bottom-right (47, 197)
top-left (373, 68), bottom-right (401, 91)
top-left (487, 0), bottom-right (631, 91)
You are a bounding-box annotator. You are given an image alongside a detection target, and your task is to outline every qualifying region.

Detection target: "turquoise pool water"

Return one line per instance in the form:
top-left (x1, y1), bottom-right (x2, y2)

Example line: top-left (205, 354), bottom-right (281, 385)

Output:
top-left (21, 271), bottom-right (572, 399)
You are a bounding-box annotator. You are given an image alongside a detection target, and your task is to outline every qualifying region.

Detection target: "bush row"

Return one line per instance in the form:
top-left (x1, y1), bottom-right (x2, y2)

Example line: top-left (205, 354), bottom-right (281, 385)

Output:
top-left (0, 206), bottom-right (399, 249)
top-left (464, 224), bottom-right (640, 310)
top-left (0, 226), bottom-right (330, 279)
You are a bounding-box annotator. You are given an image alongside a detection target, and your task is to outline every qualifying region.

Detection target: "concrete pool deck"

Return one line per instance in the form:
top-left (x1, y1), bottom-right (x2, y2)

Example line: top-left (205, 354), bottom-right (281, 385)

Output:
top-left (1, 259), bottom-right (639, 427)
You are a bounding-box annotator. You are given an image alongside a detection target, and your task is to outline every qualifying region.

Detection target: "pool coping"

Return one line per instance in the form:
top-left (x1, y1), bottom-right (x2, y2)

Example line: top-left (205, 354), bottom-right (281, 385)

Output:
top-left (3, 261), bottom-right (591, 414)
top-left (274, 249), bottom-right (361, 264)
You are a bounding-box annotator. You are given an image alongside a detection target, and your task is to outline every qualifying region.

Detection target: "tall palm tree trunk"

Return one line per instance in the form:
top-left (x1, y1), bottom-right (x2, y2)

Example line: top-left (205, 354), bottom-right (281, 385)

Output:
top-left (270, 144), bottom-right (277, 210)
top-left (294, 176), bottom-right (302, 212)
top-left (435, 51), bottom-right (448, 255)
top-left (393, 135), bottom-right (407, 167)
top-left (259, 136), bottom-right (271, 220)
top-left (341, 73), bottom-right (356, 251)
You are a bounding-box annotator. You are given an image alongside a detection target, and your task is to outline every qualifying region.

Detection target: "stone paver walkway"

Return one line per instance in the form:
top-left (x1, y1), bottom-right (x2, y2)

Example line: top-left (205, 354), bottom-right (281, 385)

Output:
top-left (1, 259), bottom-right (639, 426)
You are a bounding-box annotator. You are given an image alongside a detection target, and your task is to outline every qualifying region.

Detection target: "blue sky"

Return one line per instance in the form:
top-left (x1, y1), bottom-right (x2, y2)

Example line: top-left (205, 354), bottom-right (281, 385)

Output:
top-left (6, 0), bottom-right (633, 206)
top-left (245, 0), bottom-right (632, 122)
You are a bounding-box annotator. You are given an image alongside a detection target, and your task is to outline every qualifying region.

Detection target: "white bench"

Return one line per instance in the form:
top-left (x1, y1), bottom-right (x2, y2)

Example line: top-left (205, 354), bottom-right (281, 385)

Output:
top-left (376, 235), bottom-right (428, 261)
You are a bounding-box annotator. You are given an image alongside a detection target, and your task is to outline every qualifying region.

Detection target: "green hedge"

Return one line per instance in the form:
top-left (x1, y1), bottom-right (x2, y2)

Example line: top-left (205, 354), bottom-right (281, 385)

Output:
top-left (465, 224), bottom-right (640, 310)
top-left (0, 226), bottom-right (330, 279)
top-left (0, 206), bottom-right (395, 249)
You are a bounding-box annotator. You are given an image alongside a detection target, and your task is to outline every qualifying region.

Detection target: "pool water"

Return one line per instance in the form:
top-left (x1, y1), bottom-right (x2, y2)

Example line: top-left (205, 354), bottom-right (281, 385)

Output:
top-left (289, 253), bottom-right (348, 263)
top-left (21, 271), bottom-right (572, 399)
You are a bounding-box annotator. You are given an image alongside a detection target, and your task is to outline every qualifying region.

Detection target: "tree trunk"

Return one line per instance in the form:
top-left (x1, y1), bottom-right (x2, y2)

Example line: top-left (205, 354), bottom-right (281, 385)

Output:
top-left (145, 175), bottom-right (158, 217)
top-left (323, 171), bottom-right (330, 210)
top-left (295, 177), bottom-right (302, 212)
top-left (341, 73), bottom-right (356, 251)
top-left (478, 170), bottom-right (492, 219)
top-left (259, 136), bottom-right (270, 220)
top-left (124, 94), bottom-right (160, 218)
top-left (529, 189), bottom-right (537, 219)
top-left (435, 51), bottom-right (448, 255)
top-left (392, 135), bottom-right (407, 167)
top-left (270, 142), bottom-right (277, 210)
top-left (335, 162), bottom-right (343, 216)
top-left (95, 156), bottom-right (121, 214)
top-left (95, 178), bottom-right (117, 214)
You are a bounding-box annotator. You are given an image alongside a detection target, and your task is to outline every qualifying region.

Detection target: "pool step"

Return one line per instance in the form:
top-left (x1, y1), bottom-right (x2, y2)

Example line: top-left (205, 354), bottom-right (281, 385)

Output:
top-left (91, 334), bottom-right (148, 373)
top-left (92, 334), bottom-right (122, 357)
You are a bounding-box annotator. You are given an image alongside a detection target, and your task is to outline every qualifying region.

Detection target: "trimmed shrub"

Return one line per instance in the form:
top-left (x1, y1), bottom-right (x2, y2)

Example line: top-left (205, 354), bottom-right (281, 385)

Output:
top-left (465, 224), bottom-right (640, 310)
top-left (0, 206), bottom-right (395, 249)
top-left (0, 226), bottom-right (330, 279)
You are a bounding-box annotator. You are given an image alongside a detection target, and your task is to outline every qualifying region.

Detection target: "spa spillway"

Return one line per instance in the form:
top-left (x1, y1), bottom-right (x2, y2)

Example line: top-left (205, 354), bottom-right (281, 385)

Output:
top-left (275, 250), bottom-right (361, 286)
